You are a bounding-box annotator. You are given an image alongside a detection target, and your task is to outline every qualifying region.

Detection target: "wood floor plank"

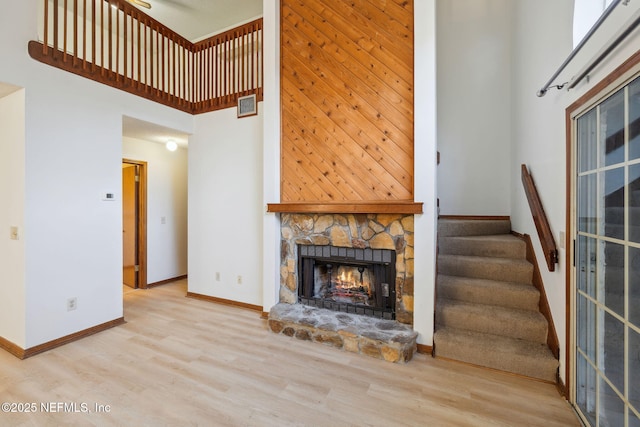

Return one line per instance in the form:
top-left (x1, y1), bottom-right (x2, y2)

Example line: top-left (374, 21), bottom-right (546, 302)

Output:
top-left (0, 279), bottom-right (580, 426)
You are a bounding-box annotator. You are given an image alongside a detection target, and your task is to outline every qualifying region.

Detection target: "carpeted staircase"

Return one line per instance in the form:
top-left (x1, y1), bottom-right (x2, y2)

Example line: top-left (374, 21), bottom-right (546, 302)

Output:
top-left (434, 218), bottom-right (558, 382)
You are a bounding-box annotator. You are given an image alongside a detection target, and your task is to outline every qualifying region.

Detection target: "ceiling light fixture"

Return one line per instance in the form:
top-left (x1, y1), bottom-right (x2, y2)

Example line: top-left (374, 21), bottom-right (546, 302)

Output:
top-left (127, 0), bottom-right (152, 9)
top-left (166, 140), bottom-right (178, 152)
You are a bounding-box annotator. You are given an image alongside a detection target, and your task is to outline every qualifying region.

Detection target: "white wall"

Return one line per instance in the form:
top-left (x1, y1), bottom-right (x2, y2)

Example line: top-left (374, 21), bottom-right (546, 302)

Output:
top-left (510, 0), bottom-right (574, 383)
top-left (188, 106), bottom-right (264, 306)
top-left (262, 0), bottom-right (281, 312)
top-left (436, 0), bottom-right (513, 216)
top-left (413, 0), bottom-right (439, 346)
top-left (0, 88), bottom-right (26, 348)
top-left (510, 0), bottom-right (640, 383)
top-left (122, 137), bottom-right (188, 284)
top-left (0, 0), bottom-right (193, 349)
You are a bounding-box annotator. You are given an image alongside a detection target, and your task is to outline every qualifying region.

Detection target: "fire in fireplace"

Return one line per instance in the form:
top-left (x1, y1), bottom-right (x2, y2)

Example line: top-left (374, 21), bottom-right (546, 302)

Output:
top-left (298, 245), bottom-right (396, 319)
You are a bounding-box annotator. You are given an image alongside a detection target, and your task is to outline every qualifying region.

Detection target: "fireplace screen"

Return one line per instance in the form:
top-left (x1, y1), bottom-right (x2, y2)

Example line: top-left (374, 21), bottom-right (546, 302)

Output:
top-left (298, 245), bottom-right (396, 319)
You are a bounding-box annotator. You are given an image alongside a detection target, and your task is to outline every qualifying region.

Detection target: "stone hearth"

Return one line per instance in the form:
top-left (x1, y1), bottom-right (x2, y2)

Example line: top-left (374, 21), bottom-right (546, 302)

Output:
top-left (268, 303), bottom-right (418, 363)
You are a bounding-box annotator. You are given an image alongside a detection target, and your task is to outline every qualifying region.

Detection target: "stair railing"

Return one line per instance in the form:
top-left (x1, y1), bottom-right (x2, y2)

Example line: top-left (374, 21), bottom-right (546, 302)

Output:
top-left (29, 0), bottom-right (263, 114)
top-left (521, 164), bottom-right (558, 272)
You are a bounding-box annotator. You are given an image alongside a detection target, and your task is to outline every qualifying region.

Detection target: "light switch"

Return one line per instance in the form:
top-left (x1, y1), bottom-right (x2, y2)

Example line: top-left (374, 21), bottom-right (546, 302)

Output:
top-left (10, 226), bottom-right (19, 240)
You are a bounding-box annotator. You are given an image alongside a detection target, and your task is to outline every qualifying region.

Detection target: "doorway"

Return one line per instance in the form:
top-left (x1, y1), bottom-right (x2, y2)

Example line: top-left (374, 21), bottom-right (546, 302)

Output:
top-left (571, 72), bottom-right (640, 427)
top-left (122, 159), bottom-right (148, 289)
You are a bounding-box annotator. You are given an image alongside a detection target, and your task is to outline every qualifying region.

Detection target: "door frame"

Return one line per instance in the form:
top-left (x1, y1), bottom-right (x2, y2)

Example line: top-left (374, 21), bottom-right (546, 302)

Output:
top-left (565, 48), bottom-right (640, 407)
top-left (122, 158), bottom-right (148, 289)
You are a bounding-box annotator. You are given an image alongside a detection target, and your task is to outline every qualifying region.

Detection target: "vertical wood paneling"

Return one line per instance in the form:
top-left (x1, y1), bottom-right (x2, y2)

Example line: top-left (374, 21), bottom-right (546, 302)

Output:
top-left (281, 0), bottom-right (415, 203)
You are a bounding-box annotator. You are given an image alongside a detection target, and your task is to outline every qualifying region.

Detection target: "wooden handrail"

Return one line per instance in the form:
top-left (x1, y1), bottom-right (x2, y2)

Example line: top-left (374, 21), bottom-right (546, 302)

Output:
top-left (521, 164), bottom-right (558, 272)
top-left (29, 0), bottom-right (263, 114)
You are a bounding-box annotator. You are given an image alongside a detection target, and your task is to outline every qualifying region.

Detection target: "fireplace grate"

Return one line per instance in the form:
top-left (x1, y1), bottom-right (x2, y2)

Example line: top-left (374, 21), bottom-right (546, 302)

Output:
top-left (299, 297), bottom-right (394, 320)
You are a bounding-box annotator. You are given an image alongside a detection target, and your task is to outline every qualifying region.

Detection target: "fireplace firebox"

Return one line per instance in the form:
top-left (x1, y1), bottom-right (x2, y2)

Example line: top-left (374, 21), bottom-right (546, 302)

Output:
top-left (298, 245), bottom-right (396, 319)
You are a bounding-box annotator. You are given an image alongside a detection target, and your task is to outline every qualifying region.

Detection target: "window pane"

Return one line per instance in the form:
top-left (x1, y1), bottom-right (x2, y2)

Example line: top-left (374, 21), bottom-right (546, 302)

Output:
top-left (631, 164), bottom-right (640, 244)
top-left (579, 174), bottom-right (598, 234)
top-left (600, 89), bottom-right (625, 167)
top-left (630, 409), bottom-right (640, 427)
top-left (632, 247), bottom-right (640, 328)
top-left (577, 236), bottom-right (597, 298)
top-left (579, 108), bottom-right (598, 172)
top-left (599, 376), bottom-right (625, 427)
top-left (630, 326), bottom-right (640, 414)
top-left (630, 77), bottom-right (640, 161)
top-left (602, 168), bottom-right (625, 239)
top-left (578, 294), bottom-right (597, 361)
top-left (577, 352), bottom-right (597, 427)
top-left (601, 310), bottom-right (625, 394)
top-left (600, 240), bottom-right (625, 317)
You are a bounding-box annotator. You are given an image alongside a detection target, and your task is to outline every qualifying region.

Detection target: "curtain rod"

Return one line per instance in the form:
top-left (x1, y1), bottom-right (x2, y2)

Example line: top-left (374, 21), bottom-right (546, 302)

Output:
top-left (537, 0), bottom-right (627, 97)
top-left (568, 7), bottom-right (640, 91)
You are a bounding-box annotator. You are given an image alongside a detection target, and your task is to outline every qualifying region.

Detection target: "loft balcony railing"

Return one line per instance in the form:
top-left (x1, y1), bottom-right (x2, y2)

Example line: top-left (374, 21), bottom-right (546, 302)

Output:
top-left (28, 0), bottom-right (263, 114)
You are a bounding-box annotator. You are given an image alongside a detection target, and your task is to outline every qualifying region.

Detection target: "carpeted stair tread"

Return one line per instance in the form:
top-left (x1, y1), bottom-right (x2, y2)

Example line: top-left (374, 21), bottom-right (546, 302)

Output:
top-left (438, 219), bottom-right (511, 237)
top-left (438, 254), bottom-right (533, 284)
top-left (435, 218), bottom-right (559, 381)
top-left (436, 299), bottom-right (548, 343)
top-left (434, 327), bottom-right (558, 382)
top-left (439, 234), bottom-right (526, 259)
top-left (437, 275), bottom-right (540, 311)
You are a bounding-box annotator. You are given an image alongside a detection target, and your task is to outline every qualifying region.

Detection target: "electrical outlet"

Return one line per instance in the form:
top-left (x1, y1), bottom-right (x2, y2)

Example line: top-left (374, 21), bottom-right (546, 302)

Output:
top-left (9, 226), bottom-right (19, 240)
top-left (215, 272), bottom-right (220, 281)
top-left (67, 297), bottom-right (77, 311)
top-left (237, 275), bottom-right (242, 285)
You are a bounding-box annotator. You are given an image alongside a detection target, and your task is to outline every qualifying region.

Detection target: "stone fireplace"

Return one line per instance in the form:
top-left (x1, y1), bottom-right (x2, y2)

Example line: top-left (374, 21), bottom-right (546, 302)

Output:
top-left (267, 213), bottom-right (418, 363)
top-left (278, 213), bottom-right (414, 324)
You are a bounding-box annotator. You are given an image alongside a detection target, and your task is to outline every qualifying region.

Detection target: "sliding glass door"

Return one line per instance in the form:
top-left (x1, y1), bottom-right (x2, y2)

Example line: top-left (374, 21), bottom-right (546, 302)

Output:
top-left (574, 74), bottom-right (640, 427)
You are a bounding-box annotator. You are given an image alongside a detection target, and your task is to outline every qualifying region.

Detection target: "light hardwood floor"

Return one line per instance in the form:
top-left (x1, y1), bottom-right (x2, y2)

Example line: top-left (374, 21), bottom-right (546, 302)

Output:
top-left (0, 279), bottom-right (581, 426)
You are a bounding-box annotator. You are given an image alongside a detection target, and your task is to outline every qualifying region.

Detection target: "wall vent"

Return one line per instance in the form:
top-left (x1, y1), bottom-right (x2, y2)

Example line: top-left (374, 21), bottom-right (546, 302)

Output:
top-left (237, 94), bottom-right (257, 118)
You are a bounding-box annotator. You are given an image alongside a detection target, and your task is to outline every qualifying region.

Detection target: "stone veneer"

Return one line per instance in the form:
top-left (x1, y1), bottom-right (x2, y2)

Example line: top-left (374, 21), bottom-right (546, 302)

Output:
top-left (268, 303), bottom-right (418, 363)
top-left (278, 213), bottom-right (415, 324)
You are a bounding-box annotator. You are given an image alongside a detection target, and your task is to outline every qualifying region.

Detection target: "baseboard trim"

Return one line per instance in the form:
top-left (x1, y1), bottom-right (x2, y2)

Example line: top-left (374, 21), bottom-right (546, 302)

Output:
top-left (434, 355), bottom-right (557, 385)
top-left (416, 344), bottom-right (433, 355)
top-left (147, 274), bottom-right (188, 288)
top-left (261, 311), bottom-right (269, 319)
top-left (0, 335), bottom-right (26, 359)
top-left (438, 215), bottom-right (510, 221)
top-left (1, 317), bottom-right (126, 360)
top-left (186, 292), bottom-right (263, 313)
top-left (556, 376), bottom-right (568, 399)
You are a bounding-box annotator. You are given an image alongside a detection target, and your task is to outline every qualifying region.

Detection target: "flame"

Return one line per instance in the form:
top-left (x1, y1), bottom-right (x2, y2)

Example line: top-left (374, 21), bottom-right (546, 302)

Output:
top-left (339, 270), bottom-right (354, 286)
top-left (336, 269), bottom-right (369, 291)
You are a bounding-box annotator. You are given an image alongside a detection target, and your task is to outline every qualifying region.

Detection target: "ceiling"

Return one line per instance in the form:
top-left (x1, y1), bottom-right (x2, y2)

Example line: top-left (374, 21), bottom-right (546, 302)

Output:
top-left (131, 0), bottom-right (263, 42)
top-left (123, 116), bottom-right (190, 148)
top-left (0, 82), bottom-right (22, 98)
top-left (123, 0), bottom-right (262, 147)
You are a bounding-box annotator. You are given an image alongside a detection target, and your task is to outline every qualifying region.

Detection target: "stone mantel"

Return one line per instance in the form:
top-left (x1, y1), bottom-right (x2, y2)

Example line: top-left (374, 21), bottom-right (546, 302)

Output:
top-left (266, 202), bottom-right (423, 214)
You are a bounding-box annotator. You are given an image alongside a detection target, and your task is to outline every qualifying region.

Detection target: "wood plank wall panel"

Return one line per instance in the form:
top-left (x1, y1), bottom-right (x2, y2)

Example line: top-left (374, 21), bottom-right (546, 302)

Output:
top-left (280, 0), bottom-right (414, 203)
